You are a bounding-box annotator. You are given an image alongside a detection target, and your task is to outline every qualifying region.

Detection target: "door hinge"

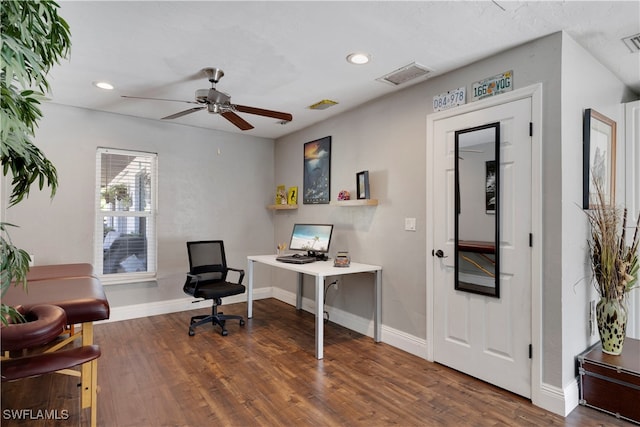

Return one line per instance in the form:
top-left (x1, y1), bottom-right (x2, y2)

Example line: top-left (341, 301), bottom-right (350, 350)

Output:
top-left (529, 233), bottom-right (533, 247)
top-left (529, 344), bottom-right (533, 359)
top-left (529, 122), bottom-right (533, 137)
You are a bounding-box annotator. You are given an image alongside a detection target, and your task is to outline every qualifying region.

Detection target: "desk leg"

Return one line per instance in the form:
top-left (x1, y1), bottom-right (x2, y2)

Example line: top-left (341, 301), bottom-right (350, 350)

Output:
top-left (247, 259), bottom-right (254, 318)
top-left (315, 275), bottom-right (324, 359)
top-left (296, 272), bottom-right (303, 310)
top-left (374, 269), bottom-right (382, 342)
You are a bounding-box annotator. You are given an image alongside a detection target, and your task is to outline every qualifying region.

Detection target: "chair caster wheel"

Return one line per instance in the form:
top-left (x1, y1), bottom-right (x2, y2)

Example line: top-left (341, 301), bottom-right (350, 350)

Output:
top-left (188, 329), bottom-right (195, 336)
top-left (221, 330), bottom-right (228, 336)
top-left (239, 319), bottom-right (245, 326)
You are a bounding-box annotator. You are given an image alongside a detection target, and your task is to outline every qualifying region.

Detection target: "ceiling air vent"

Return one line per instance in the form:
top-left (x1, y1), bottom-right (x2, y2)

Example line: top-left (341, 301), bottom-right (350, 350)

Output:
top-left (308, 99), bottom-right (338, 110)
top-left (622, 33), bottom-right (640, 53)
top-left (376, 62), bottom-right (433, 86)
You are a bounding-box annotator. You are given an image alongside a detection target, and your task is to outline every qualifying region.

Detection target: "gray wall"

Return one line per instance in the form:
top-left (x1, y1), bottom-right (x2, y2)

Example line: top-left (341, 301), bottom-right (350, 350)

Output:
top-left (3, 104), bottom-right (276, 294)
top-left (559, 34), bottom-right (637, 386)
top-left (273, 31), bottom-right (636, 395)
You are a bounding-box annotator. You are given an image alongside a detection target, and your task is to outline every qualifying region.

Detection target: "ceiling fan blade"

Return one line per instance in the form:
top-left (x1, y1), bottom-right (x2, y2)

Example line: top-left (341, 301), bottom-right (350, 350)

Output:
top-left (221, 111), bottom-right (254, 130)
top-left (234, 105), bottom-right (292, 122)
top-left (122, 95), bottom-right (199, 105)
top-left (162, 107), bottom-right (205, 120)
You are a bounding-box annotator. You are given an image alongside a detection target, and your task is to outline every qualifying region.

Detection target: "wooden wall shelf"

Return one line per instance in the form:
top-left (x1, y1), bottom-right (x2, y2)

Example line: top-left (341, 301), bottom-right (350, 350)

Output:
top-left (267, 204), bottom-right (298, 210)
top-left (330, 199), bottom-right (379, 207)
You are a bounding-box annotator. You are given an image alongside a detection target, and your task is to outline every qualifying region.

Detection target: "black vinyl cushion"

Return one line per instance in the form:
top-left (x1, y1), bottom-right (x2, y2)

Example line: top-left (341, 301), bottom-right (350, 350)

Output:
top-left (185, 279), bottom-right (245, 300)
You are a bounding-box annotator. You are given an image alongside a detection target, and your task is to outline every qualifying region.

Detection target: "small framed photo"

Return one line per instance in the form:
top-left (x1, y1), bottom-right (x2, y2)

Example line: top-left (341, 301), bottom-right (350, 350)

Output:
top-left (583, 108), bottom-right (616, 209)
top-left (287, 186), bottom-right (298, 205)
top-left (356, 170), bottom-right (370, 199)
top-left (485, 160), bottom-right (496, 214)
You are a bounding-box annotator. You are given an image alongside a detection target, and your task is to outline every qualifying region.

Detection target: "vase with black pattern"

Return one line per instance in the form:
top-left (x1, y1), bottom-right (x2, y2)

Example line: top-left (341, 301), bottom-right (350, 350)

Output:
top-left (596, 297), bottom-right (628, 355)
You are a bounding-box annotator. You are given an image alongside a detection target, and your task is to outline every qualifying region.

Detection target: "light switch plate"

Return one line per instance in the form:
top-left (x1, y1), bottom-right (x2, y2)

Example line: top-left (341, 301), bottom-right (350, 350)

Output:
top-left (405, 217), bottom-right (416, 231)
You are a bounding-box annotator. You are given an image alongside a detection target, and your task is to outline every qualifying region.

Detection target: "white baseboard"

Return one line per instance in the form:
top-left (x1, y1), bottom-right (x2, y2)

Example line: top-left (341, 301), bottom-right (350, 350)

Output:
top-left (99, 287), bottom-right (272, 324)
top-left (533, 379), bottom-right (579, 416)
top-left (270, 288), bottom-right (427, 359)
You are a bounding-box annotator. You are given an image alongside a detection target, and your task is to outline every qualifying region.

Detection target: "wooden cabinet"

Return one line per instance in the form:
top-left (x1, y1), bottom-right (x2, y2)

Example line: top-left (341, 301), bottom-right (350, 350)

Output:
top-left (577, 337), bottom-right (640, 423)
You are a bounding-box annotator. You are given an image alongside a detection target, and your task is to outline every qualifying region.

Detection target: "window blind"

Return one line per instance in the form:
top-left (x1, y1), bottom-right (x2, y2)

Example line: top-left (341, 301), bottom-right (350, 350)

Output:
top-left (95, 148), bottom-right (157, 283)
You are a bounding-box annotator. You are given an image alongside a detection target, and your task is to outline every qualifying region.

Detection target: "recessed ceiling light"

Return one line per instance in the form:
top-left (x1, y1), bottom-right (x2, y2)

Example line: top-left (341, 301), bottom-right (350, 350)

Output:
top-left (93, 81), bottom-right (114, 90)
top-left (346, 52), bottom-right (370, 65)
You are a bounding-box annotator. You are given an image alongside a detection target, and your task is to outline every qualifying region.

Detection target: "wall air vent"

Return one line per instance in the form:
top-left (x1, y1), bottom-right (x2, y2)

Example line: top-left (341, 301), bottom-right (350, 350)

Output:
top-left (622, 33), bottom-right (640, 52)
top-left (376, 62), bottom-right (433, 86)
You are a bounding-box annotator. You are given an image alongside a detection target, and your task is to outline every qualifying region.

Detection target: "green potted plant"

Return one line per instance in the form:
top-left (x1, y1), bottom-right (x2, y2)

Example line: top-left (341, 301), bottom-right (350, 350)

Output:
top-left (1, 1), bottom-right (71, 324)
top-left (585, 178), bottom-right (640, 354)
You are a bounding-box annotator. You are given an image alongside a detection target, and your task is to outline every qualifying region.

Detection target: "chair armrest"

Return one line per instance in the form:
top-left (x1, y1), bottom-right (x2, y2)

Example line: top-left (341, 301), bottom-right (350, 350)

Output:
top-left (227, 267), bottom-right (245, 284)
top-left (186, 273), bottom-right (203, 293)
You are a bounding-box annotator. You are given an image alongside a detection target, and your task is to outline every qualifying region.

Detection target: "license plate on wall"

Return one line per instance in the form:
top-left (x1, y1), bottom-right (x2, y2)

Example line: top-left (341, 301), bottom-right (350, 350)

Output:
top-left (471, 71), bottom-right (513, 102)
top-left (433, 87), bottom-right (466, 112)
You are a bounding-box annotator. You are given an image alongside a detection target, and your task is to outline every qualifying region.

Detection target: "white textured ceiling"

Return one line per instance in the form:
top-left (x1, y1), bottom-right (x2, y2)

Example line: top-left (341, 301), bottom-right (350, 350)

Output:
top-left (48, 1), bottom-right (640, 139)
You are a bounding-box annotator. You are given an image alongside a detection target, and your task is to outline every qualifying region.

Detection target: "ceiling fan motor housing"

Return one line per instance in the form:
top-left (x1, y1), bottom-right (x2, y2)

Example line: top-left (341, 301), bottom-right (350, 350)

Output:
top-left (195, 89), bottom-right (209, 103)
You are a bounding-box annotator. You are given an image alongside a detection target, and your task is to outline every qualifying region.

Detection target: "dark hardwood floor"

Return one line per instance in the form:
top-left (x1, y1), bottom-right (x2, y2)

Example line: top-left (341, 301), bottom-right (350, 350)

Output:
top-left (1, 298), bottom-right (633, 426)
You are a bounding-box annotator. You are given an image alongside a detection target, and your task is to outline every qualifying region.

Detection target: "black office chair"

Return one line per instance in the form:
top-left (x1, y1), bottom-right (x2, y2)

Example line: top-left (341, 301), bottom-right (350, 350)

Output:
top-left (184, 240), bottom-right (246, 336)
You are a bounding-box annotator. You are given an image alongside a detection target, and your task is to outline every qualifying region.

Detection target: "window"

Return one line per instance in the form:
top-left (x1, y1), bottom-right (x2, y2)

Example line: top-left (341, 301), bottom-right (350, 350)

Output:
top-left (95, 148), bottom-right (157, 283)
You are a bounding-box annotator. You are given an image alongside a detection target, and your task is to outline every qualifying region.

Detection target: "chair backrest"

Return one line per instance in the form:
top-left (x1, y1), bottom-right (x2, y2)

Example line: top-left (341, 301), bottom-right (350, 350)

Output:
top-left (186, 240), bottom-right (228, 282)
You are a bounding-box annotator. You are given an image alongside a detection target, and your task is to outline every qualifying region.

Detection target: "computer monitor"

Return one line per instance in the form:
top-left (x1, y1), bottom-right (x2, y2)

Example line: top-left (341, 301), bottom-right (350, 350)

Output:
top-left (288, 224), bottom-right (333, 258)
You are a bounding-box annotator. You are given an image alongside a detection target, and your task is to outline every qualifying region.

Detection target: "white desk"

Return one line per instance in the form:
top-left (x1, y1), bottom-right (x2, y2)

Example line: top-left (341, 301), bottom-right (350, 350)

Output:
top-left (247, 254), bottom-right (382, 359)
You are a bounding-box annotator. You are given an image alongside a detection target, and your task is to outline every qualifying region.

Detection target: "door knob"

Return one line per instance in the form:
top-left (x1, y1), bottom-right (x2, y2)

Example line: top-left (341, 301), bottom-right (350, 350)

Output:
top-left (433, 249), bottom-right (447, 258)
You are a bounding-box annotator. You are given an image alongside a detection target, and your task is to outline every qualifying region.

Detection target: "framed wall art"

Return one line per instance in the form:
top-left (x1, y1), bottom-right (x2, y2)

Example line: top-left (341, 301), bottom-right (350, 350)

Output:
top-left (485, 160), bottom-right (496, 214)
top-left (356, 170), bottom-right (370, 199)
top-left (583, 108), bottom-right (616, 209)
top-left (303, 136), bottom-right (331, 204)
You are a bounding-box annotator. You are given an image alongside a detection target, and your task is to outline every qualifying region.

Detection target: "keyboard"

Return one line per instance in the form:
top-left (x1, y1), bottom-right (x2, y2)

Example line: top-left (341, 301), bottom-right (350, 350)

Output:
top-left (276, 255), bottom-right (316, 264)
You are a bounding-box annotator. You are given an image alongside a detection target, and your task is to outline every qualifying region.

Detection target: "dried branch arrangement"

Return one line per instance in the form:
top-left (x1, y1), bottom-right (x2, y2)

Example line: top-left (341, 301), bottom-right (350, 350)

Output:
top-left (585, 179), bottom-right (640, 301)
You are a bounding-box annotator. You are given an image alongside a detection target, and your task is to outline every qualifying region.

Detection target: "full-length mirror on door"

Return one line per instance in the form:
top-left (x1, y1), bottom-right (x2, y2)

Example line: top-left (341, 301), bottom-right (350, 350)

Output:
top-left (454, 122), bottom-right (500, 297)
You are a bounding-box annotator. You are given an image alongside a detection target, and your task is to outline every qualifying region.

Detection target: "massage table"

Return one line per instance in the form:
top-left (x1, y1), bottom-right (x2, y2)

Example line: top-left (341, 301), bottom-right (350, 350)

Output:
top-left (2, 265), bottom-right (109, 427)
top-left (25, 262), bottom-right (96, 282)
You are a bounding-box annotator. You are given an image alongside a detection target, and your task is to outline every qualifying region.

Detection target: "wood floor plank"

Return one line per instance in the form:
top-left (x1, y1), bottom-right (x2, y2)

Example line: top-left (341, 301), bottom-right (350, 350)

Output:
top-left (1, 298), bottom-right (634, 426)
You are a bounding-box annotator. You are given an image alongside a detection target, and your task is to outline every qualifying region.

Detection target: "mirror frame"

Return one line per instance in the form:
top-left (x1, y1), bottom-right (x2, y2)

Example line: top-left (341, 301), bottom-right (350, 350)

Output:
top-left (454, 122), bottom-right (500, 298)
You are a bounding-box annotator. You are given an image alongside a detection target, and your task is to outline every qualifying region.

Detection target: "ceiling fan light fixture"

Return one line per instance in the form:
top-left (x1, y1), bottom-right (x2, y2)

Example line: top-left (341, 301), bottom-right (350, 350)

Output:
top-left (346, 52), bottom-right (370, 65)
top-left (93, 81), bottom-right (114, 90)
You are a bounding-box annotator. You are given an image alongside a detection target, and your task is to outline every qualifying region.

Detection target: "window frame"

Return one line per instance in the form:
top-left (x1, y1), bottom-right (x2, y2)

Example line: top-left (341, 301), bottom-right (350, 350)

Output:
top-left (95, 147), bottom-right (158, 284)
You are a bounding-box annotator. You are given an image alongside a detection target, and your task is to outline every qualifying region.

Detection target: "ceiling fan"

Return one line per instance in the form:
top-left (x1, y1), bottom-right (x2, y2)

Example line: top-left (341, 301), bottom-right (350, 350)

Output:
top-left (122, 67), bottom-right (293, 131)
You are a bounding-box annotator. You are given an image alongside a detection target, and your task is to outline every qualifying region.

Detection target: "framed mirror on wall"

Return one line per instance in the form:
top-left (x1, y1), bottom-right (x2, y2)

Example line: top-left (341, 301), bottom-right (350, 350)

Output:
top-left (454, 122), bottom-right (500, 297)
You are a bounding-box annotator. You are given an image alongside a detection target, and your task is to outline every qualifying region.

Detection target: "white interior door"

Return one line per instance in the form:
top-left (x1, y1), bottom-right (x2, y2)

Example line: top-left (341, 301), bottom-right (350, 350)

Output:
top-left (625, 100), bottom-right (640, 339)
top-left (431, 98), bottom-right (532, 398)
